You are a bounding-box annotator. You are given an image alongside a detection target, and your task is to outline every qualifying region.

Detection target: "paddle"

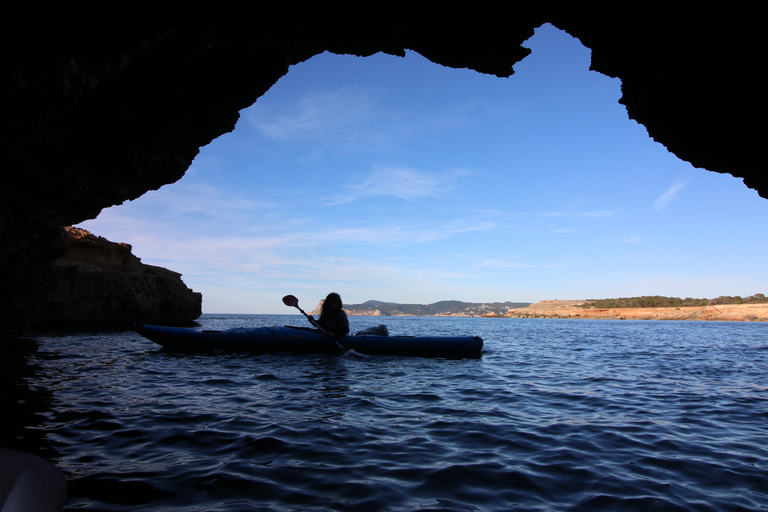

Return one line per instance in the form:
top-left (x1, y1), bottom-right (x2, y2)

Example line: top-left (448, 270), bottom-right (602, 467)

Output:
top-left (281, 294), bottom-right (353, 355)
top-left (282, 294), bottom-right (332, 336)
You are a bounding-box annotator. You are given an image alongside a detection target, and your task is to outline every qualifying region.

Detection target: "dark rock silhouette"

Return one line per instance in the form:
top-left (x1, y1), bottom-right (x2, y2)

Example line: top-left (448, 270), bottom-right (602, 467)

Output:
top-left (0, 4), bottom-right (763, 336)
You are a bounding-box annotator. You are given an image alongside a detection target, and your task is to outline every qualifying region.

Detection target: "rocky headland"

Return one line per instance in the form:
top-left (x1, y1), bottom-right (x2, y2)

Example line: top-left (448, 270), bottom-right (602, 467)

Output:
top-left (497, 300), bottom-right (768, 322)
top-left (35, 227), bottom-right (202, 330)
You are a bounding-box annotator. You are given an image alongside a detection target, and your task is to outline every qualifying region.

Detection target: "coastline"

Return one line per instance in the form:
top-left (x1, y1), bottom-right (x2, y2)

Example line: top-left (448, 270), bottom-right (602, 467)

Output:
top-left (497, 300), bottom-right (768, 322)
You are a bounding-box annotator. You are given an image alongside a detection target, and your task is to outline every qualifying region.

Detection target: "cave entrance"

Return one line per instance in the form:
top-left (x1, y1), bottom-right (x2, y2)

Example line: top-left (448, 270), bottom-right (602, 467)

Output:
top-left (79, 24), bottom-right (768, 314)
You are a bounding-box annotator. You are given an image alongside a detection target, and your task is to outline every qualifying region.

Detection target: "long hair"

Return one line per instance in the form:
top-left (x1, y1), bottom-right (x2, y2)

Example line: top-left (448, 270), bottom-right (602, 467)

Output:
top-left (319, 292), bottom-right (342, 323)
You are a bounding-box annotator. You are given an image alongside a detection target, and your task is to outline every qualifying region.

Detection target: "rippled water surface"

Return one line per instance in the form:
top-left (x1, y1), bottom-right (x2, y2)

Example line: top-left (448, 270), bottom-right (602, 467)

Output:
top-left (10, 316), bottom-right (768, 511)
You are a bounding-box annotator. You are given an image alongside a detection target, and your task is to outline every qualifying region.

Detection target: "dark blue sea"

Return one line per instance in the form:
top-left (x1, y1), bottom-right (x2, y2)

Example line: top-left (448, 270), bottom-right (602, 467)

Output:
top-left (6, 315), bottom-right (768, 511)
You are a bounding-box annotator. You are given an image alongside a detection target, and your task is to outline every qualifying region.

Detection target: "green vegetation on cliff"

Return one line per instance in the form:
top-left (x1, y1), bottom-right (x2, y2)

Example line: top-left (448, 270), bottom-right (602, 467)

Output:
top-left (580, 294), bottom-right (768, 309)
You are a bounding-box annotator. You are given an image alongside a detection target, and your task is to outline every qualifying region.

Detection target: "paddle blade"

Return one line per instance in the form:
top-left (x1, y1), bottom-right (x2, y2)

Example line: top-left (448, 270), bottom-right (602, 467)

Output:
top-left (282, 294), bottom-right (299, 307)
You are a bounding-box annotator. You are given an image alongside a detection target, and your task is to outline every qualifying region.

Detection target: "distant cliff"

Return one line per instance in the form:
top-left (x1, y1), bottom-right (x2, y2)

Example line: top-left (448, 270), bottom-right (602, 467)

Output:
top-left (312, 299), bottom-right (530, 317)
top-left (36, 227), bottom-right (202, 329)
top-left (500, 300), bottom-right (768, 322)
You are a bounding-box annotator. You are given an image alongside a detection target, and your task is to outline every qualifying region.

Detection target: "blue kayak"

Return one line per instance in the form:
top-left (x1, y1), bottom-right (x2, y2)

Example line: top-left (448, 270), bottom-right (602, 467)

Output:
top-left (135, 324), bottom-right (483, 358)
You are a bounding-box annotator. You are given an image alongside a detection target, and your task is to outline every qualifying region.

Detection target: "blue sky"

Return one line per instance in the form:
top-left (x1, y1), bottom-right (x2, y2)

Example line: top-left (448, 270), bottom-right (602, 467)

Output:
top-left (80, 24), bottom-right (768, 314)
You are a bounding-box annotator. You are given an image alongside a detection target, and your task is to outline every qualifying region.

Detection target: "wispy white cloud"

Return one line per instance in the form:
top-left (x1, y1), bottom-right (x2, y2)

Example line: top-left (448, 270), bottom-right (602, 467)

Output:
top-left (542, 210), bottom-right (616, 219)
top-left (247, 86), bottom-right (382, 140)
top-left (97, 181), bottom-right (273, 228)
top-left (247, 84), bottom-right (508, 142)
top-left (80, 188), bottom-right (505, 296)
top-left (477, 258), bottom-right (569, 269)
top-left (245, 86), bottom-right (410, 163)
top-left (328, 167), bottom-right (468, 205)
top-left (581, 210), bottom-right (616, 219)
top-left (654, 179), bottom-right (691, 211)
top-left (307, 218), bottom-right (498, 246)
top-left (244, 82), bottom-right (512, 162)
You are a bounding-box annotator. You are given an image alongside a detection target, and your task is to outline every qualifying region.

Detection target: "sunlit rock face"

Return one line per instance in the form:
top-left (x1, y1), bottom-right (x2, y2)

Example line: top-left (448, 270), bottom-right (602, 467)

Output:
top-left (37, 227), bottom-right (202, 330)
top-left (0, 4), bottom-right (763, 336)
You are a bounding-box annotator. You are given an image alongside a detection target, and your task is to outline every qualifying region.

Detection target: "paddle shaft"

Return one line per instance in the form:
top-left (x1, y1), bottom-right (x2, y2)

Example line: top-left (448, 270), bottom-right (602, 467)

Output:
top-left (295, 304), bottom-right (328, 334)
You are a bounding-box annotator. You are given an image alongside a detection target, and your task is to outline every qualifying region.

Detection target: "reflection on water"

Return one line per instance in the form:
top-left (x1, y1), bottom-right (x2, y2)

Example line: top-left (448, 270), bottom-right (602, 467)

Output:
top-left (7, 315), bottom-right (768, 511)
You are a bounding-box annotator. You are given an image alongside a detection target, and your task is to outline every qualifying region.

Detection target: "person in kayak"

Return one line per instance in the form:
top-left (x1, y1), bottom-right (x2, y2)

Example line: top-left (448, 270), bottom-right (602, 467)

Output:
top-left (316, 292), bottom-right (350, 336)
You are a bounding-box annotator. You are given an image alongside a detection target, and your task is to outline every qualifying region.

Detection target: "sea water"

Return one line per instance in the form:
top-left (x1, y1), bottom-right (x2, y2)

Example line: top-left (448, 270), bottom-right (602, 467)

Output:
top-left (5, 315), bottom-right (768, 511)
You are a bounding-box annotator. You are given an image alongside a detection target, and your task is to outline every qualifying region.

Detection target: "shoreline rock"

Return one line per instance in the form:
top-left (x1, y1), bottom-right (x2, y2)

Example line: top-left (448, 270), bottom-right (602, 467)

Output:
top-left (34, 227), bottom-right (202, 330)
top-left (498, 300), bottom-right (768, 322)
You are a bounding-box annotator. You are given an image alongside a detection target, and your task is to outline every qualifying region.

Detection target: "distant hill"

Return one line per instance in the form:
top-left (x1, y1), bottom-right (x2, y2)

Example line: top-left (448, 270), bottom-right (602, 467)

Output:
top-left (337, 300), bottom-right (530, 317)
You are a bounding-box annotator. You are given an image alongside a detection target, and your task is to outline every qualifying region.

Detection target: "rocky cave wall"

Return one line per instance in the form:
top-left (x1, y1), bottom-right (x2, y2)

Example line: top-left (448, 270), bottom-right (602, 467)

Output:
top-left (1, 3), bottom-right (764, 337)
